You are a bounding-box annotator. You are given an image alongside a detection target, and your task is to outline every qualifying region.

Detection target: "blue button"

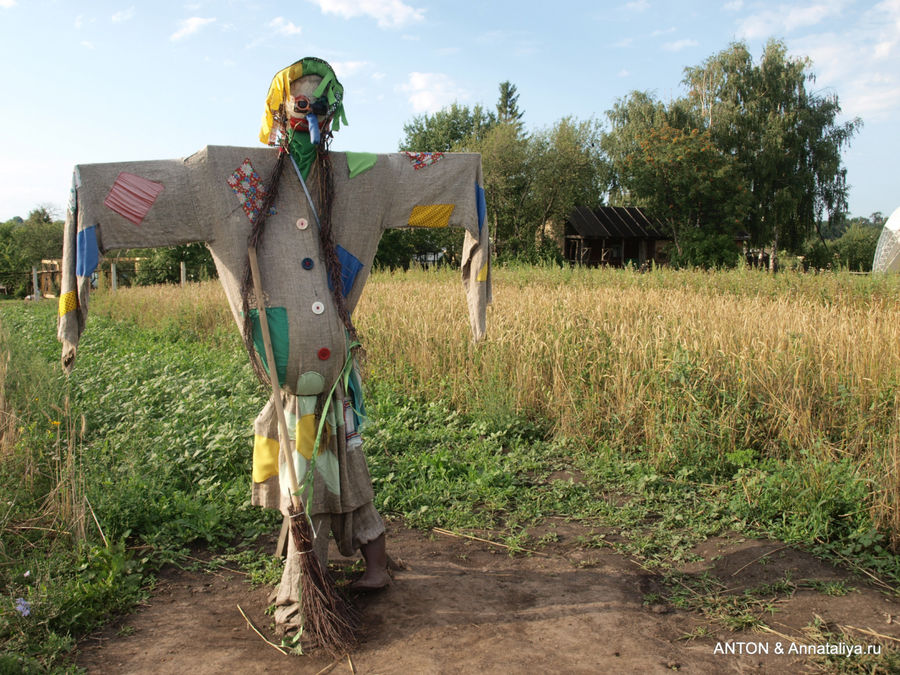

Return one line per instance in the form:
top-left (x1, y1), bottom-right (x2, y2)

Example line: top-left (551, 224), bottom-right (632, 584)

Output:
top-left (302, 258), bottom-right (314, 270)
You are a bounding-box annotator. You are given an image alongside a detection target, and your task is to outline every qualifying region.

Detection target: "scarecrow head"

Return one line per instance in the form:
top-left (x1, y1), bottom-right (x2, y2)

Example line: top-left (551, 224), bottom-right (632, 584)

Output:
top-left (259, 57), bottom-right (347, 147)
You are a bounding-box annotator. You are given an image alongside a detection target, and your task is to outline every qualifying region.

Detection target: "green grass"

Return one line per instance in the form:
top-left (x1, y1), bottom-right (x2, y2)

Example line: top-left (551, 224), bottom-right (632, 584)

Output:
top-left (0, 301), bottom-right (278, 671)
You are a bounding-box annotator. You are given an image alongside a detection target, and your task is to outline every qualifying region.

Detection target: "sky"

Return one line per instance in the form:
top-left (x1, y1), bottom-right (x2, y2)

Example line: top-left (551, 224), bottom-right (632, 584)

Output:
top-left (0, 0), bottom-right (897, 222)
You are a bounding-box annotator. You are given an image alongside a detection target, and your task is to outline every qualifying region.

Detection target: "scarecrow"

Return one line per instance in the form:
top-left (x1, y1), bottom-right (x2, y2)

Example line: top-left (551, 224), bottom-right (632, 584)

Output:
top-left (57, 56), bottom-right (491, 651)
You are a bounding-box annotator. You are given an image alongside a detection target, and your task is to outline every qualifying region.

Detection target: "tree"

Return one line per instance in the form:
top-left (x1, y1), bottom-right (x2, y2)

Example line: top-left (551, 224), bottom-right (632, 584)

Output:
top-left (602, 94), bottom-right (747, 266)
top-left (683, 39), bottom-right (861, 269)
top-left (133, 243), bottom-right (217, 285)
top-left (832, 223), bottom-right (882, 271)
top-left (527, 117), bottom-right (606, 245)
top-left (0, 209), bottom-right (64, 296)
top-left (495, 81), bottom-right (524, 132)
top-left (399, 103), bottom-right (494, 153)
top-left (466, 122), bottom-right (531, 253)
top-left (15, 208), bottom-right (64, 263)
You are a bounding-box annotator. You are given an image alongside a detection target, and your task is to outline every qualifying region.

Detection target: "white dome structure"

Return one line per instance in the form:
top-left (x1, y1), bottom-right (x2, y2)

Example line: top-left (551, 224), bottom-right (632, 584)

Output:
top-left (873, 206), bottom-right (900, 273)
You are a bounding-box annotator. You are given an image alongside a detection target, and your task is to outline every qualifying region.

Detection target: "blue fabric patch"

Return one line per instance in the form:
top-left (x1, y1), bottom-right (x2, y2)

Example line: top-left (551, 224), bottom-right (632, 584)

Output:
top-left (76, 226), bottom-right (99, 277)
top-left (475, 182), bottom-right (486, 235)
top-left (328, 246), bottom-right (364, 298)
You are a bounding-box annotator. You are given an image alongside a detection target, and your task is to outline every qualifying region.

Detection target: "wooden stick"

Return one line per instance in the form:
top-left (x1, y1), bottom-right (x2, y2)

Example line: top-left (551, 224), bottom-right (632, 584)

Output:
top-left (814, 537), bottom-right (894, 593)
top-left (237, 604), bottom-right (289, 655)
top-left (838, 624), bottom-right (900, 644)
top-left (432, 527), bottom-right (548, 557)
top-left (248, 246), bottom-right (301, 511)
top-left (314, 659), bottom-right (341, 675)
top-left (85, 495), bottom-right (108, 547)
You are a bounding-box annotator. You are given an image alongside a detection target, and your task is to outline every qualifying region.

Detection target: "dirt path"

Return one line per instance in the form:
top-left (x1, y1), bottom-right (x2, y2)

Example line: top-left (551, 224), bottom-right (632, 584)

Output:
top-left (76, 520), bottom-right (899, 674)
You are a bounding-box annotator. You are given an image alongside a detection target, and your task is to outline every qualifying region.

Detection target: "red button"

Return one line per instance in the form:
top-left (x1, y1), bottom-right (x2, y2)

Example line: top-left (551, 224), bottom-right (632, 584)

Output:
top-left (317, 348), bottom-right (331, 360)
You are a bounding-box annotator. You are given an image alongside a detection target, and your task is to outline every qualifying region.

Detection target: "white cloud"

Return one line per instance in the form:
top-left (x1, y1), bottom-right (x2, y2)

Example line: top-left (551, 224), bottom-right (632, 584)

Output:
top-left (80, 41), bottom-right (95, 49)
top-left (398, 72), bottom-right (468, 113)
top-left (306, 0), bottom-right (425, 29)
top-left (723, 0), bottom-right (743, 11)
top-left (651, 27), bottom-right (676, 36)
top-left (784, 1), bottom-right (900, 121)
top-left (624, 0), bottom-right (649, 10)
top-left (170, 17), bottom-right (215, 41)
top-left (111, 6), bottom-right (135, 23)
top-left (268, 16), bottom-right (302, 35)
top-left (737, 1), bottom-right (847, 39)
top-left (0, 0), bottom-right (16, 8)
top-left (613, 37), bottom-right (633, 48)
top-left (74, 15), bottom-right (83, 28)
top-left (618, 69), bottom-right (631, 77)
top-left (663, 38), bottom-right (699, 51)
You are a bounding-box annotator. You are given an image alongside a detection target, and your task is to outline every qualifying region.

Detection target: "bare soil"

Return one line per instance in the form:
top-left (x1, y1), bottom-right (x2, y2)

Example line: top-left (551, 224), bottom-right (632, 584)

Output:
top-left (76, 520), bottom-right (899, 674)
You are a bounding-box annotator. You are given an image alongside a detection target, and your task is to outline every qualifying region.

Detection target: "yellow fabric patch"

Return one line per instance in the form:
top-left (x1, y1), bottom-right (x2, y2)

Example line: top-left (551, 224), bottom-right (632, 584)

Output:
top-left (476, 262), bottom-right (489, 282)
top-left (408, 204), bottom-right (454, 228)
top-left (297, 414), bottom-right (316, 460)
top-left (58, 291), bottom-right (77, 317)
top-left (296, 415), bottom-right (331, 461)
top-left (252, 435), bottom-right (280, 483)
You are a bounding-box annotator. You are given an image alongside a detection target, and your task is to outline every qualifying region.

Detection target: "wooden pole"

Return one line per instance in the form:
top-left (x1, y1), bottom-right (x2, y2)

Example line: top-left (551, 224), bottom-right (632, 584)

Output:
top-left (247, 246), bottom-right (301, 510)
top-left (180, 261), bottom-right (187, 287)
top-left (32, 266), bottom-right (40, 300)
top-left (111, 262), bottom-right (118, 292)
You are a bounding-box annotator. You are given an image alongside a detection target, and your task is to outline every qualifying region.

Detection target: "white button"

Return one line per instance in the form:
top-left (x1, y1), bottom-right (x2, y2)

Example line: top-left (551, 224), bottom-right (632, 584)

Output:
top-left (311, 301), bottom-right (325, 315)
top-left (296, 218), bottom-right (309, 230)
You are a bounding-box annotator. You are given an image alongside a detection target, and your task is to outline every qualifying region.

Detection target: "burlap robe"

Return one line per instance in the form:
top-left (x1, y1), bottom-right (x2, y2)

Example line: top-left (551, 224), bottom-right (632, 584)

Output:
top-left (57, 145), bottom-right (491, 630)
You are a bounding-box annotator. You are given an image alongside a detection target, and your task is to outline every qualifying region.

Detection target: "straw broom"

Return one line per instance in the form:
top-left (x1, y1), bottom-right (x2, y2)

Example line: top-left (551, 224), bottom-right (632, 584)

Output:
top-left (247, 245), bottom-right (358, 656)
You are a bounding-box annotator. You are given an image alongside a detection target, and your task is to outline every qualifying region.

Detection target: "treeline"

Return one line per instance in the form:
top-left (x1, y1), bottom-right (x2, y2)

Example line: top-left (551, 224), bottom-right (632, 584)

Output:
top-left (382, 38), bottom-right (880, 270)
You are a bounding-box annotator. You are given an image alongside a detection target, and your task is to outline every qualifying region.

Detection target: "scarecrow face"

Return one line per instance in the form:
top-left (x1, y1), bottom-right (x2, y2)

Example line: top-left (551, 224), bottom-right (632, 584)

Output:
top-left (288, 75), bottom-right (329, 133)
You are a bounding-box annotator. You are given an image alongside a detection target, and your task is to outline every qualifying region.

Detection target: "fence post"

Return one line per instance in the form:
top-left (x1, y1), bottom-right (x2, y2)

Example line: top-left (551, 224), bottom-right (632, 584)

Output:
top-left (180, 261), bottom-right (187, 288)
top-left (32, 266), bottom-right (40, 300)
top-left (111, 262), bottom-right (118, 292)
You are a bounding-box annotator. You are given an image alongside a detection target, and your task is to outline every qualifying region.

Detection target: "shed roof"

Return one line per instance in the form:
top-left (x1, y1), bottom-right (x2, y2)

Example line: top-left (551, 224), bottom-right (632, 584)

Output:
top-left (567, 206), bottom-right (668, 239)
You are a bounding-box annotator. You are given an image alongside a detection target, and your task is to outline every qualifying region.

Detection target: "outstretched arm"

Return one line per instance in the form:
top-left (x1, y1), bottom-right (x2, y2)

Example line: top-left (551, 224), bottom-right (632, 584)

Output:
top-left (383, 152), bottom-right (491, 341)
top-left (58, 152), bottom-right (214, 370)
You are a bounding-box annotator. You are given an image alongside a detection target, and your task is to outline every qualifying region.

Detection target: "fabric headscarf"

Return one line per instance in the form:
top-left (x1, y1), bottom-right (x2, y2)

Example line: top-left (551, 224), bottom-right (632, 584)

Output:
top-left (259, 57), bottom-right (348, 147)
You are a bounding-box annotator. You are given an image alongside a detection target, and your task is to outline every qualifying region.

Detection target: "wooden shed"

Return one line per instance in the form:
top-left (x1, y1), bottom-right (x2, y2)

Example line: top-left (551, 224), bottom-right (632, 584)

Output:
top-left (565, 206), bottom-right (669, 267)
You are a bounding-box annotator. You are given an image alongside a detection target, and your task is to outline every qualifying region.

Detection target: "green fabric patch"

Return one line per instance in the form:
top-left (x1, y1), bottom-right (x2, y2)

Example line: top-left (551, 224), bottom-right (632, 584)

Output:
top-left (346, 152), bottom-right (377, 178)
top-left (296, 371), bottom-right (326, 396)
top-left (249, 307), bottom-right (289, 386)
top-left (288, 131), bottom-right (317, 180)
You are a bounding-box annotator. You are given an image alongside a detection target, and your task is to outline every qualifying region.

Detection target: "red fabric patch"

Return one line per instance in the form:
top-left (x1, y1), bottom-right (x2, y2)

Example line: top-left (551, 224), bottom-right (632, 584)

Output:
top-left (103, 172), bottom-right (165, 225)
